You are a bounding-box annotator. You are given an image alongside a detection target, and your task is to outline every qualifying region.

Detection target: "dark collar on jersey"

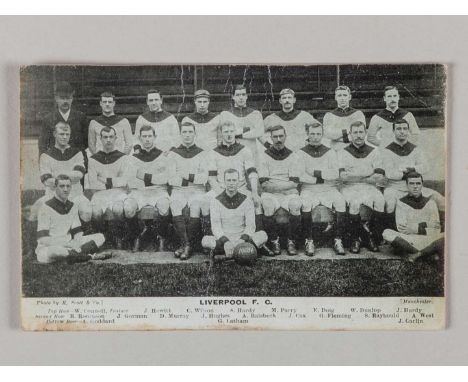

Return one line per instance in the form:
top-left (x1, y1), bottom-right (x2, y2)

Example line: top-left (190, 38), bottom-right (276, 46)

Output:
top-left (94, 114), bottom-right (125, 126)
top-left (91, 150), bottom-right (126, 164)
top-left (385, 141), bottom-right (416, 156)
top-left (44, 145), bottom-right (81, 161)
top-left (274, 109), bottom-right (301, 121)
top-left (53, 107), bottom-right (81, 121)
top-left (133, 147), bottom-right (163, 162)
top-left (216, 190), bottom-right (247, 209)
top-left (214, 142), bottom-right (244, 156)
top-left (171, 144), bottom-right (203, 158)
top-left (300, 144), bottom-right (331, 158)
top-left (231, 106), bottom-right (255, 118)
top-left (400, 194), bottom-right (431, 210)
top-left (377, 108), bottom-right (409, 123)
top-left (330, 107), bottom-right (357, 117)
top-left (187, 111), bottom-right (217, 124)
top-left (141, 110), bottom-right (173, 123)
top-left (46, 196), bottom-right (74, 215)
top-left (344, 143), bottom-right (374, 158)
top-left (264, 145), bottom-right (293, 160)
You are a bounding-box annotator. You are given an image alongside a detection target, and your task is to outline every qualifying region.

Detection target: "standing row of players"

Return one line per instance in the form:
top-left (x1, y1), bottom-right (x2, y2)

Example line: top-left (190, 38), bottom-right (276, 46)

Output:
top-left (33, 83), bottom-right (445, 263)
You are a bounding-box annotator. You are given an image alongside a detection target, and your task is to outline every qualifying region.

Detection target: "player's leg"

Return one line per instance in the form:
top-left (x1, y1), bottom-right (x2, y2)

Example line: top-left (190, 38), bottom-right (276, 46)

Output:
top-left (383, 188), bottom-right (403, 232)
top-left (154, 194), bottom-right (171, 251)
top-left (342, 187), bottom-right (363, 253)
top-left (382, 229), bottom-right (419, 257)
top-left (200, 193), bottom-right (212, 238)
top-left (170, 190), bottom-right (189, 258)
top-left (369, 187), bottom-right (386, 250)
top-left (122, 196), bottom-right (140, 250)
top-left (423, 187), bottom-right (446, 231)
top-left (286, 195), bottom-right (302, 256)
top-left (331, 189), bottom-right (347, 255)
top-left (261, 193), bottom-right (281, 255)
top-left (183, 193), bottom-right (204, 259)
top-left (300, 191), bottom-right (316, 256)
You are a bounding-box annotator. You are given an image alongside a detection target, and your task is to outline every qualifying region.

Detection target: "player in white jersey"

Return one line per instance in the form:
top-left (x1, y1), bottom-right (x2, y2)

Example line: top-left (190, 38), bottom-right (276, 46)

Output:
top-left (31, 122), bottom-right (92, 224)
top-left (381, 119), bottom-right (445, 231)
top-left (182, 89), bottom-right (220, 151)
top-left (259, 125), bottom-right (302, 256)
top-left (88, 92), bottom-right (133, 155)
top-left (219, 85), bottom-right (264, 167)
top-left (36, 175), bottom-right (109, 264)
top-left (323, 85), bottom-right (366, 151)
top-left (124, 125), bottom-right (171, 252)
top-left (87, 126), bottom-right (132, 249)
top-left (383, 172), bottom-right (444, 262)
top-left (262, 88), bottom-right (319, 152)
top-left (167, 121), bottom-right (209, 260)
top-left (202, 168), bottom-right (270, 259)
top-left (297, 122), bottom-right (346, 256)
top-left (134, 89), bottom-right (180, 153)
top-left (338, 121), bottom-right (386, 253)
top-left (367, 86), bottom-right (420, 148)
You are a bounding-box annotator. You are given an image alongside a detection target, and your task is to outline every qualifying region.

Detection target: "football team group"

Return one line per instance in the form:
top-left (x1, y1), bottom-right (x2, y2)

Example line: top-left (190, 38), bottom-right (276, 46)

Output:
top-left (27, 80), bottom-right (445, 265)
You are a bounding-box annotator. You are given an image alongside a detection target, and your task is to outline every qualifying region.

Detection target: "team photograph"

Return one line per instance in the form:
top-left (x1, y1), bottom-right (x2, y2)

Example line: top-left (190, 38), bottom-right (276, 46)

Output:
top-left (20, 64), bottom-right (446, 298)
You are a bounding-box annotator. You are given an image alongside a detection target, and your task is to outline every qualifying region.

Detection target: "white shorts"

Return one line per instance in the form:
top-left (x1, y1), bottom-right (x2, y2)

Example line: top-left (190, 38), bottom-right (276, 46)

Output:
top-left (128, 189), bottom-right (170, 209)
top-left (341, 184), bottom-right (385, 211)
top-left (382, 229), bottom-right (444, 251)
top-left (170, 188), bottom-right (206, 207)
top-left (91, 189), bottom-right (128, 213)
top-left (261, 192), bottom-right (301, 212)
top-left (300, 188), bottom-right (346, 212)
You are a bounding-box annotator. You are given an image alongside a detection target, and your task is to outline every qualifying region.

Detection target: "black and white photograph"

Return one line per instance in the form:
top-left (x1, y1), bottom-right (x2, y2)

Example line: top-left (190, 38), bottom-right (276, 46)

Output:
top-left (19, 64), bottom-right (446, 330)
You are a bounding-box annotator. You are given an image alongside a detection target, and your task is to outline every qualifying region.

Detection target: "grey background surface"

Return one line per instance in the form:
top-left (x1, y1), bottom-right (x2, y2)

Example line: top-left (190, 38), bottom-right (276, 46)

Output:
top-left (1, 16), bottom-right (467, 365)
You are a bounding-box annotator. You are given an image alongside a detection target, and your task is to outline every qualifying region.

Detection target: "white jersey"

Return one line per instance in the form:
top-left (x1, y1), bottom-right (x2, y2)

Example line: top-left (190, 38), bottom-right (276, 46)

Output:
top-left (182, 112), bottom-right (220, 151)
top-left (134, 110), bottom-right (180, 152)
top-left (323, 107), bottom-right (366, 151)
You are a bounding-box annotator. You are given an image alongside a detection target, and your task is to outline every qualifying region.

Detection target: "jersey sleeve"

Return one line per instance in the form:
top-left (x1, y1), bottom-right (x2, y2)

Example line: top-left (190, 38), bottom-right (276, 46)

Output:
top-left (243, 147), bottom-right (257, 178)
top-left (39, 153), bottom-right (53, 184)
top-left (242, 111), bottom-right (265, 139)
top-left (189, 152), bottom-right (208, 185)
top-left (382, 149), bottom-right (404, 180)
top-left (72, 151), bottom-right (86, 177)
top-left (37, 205), bottom-right (51, 239)
top-left (70, 207), bottom-right (83, 238)
top-left (86, 158), bottom-right (105, 190)
top-left (322, 150), bottom-right (340, 180)
top-left (395, 199), bottom-right (409, 232)
top-left (258, 151), bottom-right (270, 183)
top-left (288, 153), bottom-right (301, 183)
top-left (133, 116), bottom-right (144, 150)
top-left (149, 156), bottom-right (169, 185)
top-left (210, 198), bottom-right (226, 240)
top-left (168, 116), bottom-right (181, 150)
top-left (122, 119), bottom-right (133, 154)
top-left (406, 112), bottom-right (420, 145)
top-left (166, 152), bottom-right (185, 187)
top-left (87, 120), bottom-right (98, 154)
top-left (367, 115), bottom-right (381, 147)
top-left (242, 198), bottom-right (256, 236)
top-left (426, 200), bottom-right (441, 232)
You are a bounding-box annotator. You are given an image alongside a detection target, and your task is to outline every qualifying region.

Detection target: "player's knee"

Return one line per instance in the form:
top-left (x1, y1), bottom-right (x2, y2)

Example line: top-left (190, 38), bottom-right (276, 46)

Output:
top-left (288, 198), bottom-right (302, 215)
top-left (349, 201), bottom-right (361, 215)
top-left (382, 229), bottom-right (397, 243)
top-left (170, 198), bottom-right (185, 216)
top-left (253, 231), bottom-right (268, 246)
top-left (261, 198), bottom-right (276, 216)
top-left (201, 236), bottom-right (216, 249)
top-left (92, 204), bottom-right (103, 220)
top-left (374, 197), bottom-right (385, 213)
top-left (123, 198), bottom-right (138, 218)
top-left (156, 198), bottom-right (170, 216)
top-left (35, 247), bottom-right (52, 264)
top-left (188, 199), bottom-right (201, 216)
top-left (91, 233), bottom-right (106, 248)
top-left (334, 198), bottom-right (346, 213)
top-left (111, 201), bottom-right (124, 219)
top-left (78, 201), bottom-right (93, 222)
top-left (199, 198), bottom-right (210, 216)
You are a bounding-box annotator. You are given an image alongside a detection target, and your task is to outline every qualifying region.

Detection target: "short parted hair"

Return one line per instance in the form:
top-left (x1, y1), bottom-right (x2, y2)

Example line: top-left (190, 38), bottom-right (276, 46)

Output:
top-left (224, 168), bottom-right (240, 179)
top-left (55, 174), bottom-right (71, 186)
top-left (392, 119), bottom-right (410, 130)
top-left (405, 171), bottom-right (424, 184)
top-left (384, 86), bottom-right (398, 95)
top-left (147, 89), bottom-right (161, 98)
top-left (54, 121), bottom-right (71, 132)
top-left (100, 91), bottom-right (115, 100)
top-left (335, 85), bottom-right (351, 95)
top-left (139, 125), bottom-right (155, 136)
top-left (219, 120), bottom-right (236, 132)
top-left (304, 122), bottom-right (323, 134)
top-left (349, 120), bottom-right (366, 132)
top-left (233, 84), bottom-right (247, 95)
top-left (180, 121), bottom-right (196, 132)
top-left (100, 126), bottom-right (117, 137)
top-left (267, 125), bottom-right (286, 135)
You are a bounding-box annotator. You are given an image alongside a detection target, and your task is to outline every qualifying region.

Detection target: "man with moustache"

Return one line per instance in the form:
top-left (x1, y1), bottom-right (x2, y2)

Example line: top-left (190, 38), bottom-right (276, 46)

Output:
top-left (323, 85), bottom-right (366, 151)
top-left (38, 82), bottom-right (88, 155)
top-left (367, 86), bottom-right (420, 148)
top-left (182, 89), bottom-right (220, 151)
top-left (134, 89), bottom-right (180, 153)
top-left (262, 88), bottom-right (319, 152)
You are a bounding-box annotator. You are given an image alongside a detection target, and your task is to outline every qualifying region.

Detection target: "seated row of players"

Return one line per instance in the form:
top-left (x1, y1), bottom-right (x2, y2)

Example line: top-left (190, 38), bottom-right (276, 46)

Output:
top-left (34, 112), bottom-right (444, 263)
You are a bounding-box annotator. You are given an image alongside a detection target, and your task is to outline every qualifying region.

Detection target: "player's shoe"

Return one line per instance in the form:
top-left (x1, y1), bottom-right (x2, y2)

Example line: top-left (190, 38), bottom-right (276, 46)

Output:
top-left (287, 239), bottom-right (297, 256)
top-left (90, 252), bottom-right (113, 261)
top-left (350, 239), bottom-right (361, 254)
top-left (333, 238), bottom-right (345, 255)
top-left (174, 246), bottom-right (184, 258)
top-left (304, 239), bottom-right (315, 256)
top-left (270, 237), bottom-right (282, 256)
top-left (367, 235), bottom-right (380, 253)
top-left (180, 245), bottom-right (192, 261)
top-left (407, 251), bottom-right (423, 263)
top-left (323, 222), bottom-right (334, 233)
